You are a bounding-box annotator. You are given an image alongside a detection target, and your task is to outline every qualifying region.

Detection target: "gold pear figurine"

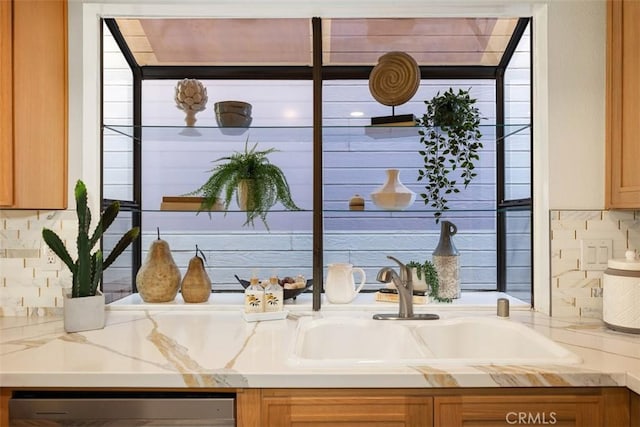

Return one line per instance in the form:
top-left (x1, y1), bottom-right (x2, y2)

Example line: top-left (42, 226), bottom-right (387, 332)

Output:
top-left (136, 228), bottom-right (181, 303)
top-left (181, 246), bottom-right (212, 303)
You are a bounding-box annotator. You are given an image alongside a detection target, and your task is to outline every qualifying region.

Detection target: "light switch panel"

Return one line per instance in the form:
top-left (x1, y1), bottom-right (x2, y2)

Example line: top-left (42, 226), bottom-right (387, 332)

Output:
top-left (580, 239), bottom-right (613, 271)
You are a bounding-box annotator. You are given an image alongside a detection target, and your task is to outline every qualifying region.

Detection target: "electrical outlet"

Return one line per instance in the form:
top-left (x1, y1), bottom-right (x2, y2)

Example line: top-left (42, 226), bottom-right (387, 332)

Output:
top-left (591, 288), bottom-right (603, 297)
top-left (46, 247), bottom-right (57, 264)
top-left (580, 239), bottom-right (612, 271)
top-left (39, 246), bottom-right (61, 271)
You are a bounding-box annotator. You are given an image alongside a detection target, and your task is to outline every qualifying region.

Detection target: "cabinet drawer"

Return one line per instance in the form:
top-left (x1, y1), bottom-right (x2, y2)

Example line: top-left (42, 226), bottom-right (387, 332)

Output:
top-left (435, 394), bottom-right (603, 427)
top-left (262, 389), bottom-right (433, 427)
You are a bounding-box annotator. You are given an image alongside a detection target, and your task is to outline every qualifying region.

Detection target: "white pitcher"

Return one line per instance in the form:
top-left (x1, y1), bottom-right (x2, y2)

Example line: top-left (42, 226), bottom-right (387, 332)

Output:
top-left (325, 263), bottom-right (367, 303)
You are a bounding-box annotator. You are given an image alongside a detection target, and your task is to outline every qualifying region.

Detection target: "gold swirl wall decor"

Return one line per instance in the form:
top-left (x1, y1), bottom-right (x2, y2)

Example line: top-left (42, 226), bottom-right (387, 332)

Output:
top-left (368, 51), bottom-right (420, 107)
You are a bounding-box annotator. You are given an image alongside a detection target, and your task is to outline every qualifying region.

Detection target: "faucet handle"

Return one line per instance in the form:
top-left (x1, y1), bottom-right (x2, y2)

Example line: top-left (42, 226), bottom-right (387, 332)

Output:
top-left (386, 255), bottom-right (411, 283)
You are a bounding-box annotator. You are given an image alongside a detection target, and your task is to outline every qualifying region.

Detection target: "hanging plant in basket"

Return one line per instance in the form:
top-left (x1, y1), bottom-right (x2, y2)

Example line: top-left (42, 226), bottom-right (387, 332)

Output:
top-left (416, 88), bottom-right (483, 222)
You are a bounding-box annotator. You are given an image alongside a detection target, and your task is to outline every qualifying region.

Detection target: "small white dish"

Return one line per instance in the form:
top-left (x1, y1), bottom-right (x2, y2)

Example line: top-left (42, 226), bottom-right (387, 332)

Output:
top-left (242, 310), bottom-right (289, 322)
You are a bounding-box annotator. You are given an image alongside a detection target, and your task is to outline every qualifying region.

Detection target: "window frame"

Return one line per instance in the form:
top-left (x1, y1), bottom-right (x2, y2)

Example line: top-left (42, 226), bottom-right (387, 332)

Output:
top-left (101, 16), bottom-right (533, 310)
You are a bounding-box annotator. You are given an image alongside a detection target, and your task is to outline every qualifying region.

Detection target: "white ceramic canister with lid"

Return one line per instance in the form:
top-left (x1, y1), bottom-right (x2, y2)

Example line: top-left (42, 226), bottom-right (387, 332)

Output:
top-left (602, 250), bottom-right (640, 334)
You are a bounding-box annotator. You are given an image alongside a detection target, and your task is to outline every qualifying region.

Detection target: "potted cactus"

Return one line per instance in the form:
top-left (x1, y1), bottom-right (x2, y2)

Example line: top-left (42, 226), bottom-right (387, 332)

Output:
top-left (42, 180), bottom-right (140, 332)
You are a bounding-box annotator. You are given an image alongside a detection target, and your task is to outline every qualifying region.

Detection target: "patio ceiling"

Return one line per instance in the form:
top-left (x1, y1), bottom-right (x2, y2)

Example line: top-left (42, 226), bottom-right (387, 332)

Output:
top-left (113, 17), bottom-right (521, 67)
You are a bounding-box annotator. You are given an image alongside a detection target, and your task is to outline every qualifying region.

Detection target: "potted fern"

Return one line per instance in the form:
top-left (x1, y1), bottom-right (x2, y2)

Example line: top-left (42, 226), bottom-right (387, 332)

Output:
top-left (42, 180), bottom-right (140, 332)
top-left (189, 139), bottom-right (300, 229)
top-left (416, 88), bottom-right (483, 222)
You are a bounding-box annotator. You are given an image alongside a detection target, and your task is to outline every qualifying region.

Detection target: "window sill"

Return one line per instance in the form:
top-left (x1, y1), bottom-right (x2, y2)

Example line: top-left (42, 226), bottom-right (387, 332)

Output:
top-left (108, 291), bottom-right (530, 312)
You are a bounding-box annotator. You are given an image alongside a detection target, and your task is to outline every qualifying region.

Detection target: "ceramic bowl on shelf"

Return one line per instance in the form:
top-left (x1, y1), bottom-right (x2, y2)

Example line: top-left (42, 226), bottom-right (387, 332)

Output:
top-left (215, 112), bottom-right (252, 128)
top-left (214, 101), bottom-right (252, 116)
top-left (235, 275), bottom-right (312, 300)
top-left (214, 101), bottom-right (253, 130)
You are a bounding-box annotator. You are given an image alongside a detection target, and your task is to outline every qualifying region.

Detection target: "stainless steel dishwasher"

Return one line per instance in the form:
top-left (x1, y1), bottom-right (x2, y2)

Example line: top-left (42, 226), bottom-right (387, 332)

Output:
top-left (8, 390), bottom-right (236, 426)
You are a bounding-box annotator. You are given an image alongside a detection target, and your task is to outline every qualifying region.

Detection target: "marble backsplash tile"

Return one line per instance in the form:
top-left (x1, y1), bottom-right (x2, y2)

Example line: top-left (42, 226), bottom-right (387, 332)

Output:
top-left (550, 210), bottom-right (640, 319)
top-left (0, 210), bottom-right (73, 316)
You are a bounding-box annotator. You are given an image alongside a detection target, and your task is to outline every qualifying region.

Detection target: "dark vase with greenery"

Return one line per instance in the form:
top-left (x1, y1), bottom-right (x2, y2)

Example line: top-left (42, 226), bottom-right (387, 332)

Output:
top-left (416, 88), bottom-right (483, 222)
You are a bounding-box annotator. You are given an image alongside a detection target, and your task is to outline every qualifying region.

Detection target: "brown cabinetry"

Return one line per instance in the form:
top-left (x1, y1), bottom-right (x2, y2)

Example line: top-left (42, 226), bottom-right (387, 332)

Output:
top-left (255, 387), bottom-right (629, 427)
top-left (606, 0), bottom-right (640, 208)
top-left (0, 389), bottom-right (7, 427)
top-left (260, 389), bottom-right (433, 426)
top-left (435, 388), bottom-right (629, 427)
top-left (0, 0), bottom-right (67, 209)
top-left (632, 391), bottom-right (640, 427)
top-left (0, 1), bottom-right (13, 205)
top-left (0, 386), bottom-right (633, 427)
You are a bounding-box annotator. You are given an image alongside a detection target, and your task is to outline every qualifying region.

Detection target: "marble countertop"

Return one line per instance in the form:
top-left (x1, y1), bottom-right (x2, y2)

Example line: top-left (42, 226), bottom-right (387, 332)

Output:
top-left (1, 292), bottom-right (639, 393)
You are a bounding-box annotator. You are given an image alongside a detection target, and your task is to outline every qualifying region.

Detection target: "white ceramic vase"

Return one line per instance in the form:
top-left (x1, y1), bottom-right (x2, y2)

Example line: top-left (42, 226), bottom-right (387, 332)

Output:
top-left (370, 168), bottom-right (416, 210)
top-left (63, 291), bottom-right (105, 333)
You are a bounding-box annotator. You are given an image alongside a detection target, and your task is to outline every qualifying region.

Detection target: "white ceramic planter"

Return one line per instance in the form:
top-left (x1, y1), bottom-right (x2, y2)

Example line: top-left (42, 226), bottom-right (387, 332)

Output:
top-left (63, 292), bottom-right (105, 333)
top-left (409, 267), bottom-right (429, 292)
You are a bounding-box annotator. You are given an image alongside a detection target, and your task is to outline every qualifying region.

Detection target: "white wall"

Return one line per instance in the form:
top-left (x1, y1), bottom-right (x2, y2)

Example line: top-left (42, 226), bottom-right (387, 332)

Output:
top-left (547, 0), bottom-right (605, 209)
top-left (68, 0), bottom-right (606, 315)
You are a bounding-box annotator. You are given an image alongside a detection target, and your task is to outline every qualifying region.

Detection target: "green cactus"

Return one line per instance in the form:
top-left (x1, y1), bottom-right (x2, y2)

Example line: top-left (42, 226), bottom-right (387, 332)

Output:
top-left (42, 180), bottom-right (140, 298)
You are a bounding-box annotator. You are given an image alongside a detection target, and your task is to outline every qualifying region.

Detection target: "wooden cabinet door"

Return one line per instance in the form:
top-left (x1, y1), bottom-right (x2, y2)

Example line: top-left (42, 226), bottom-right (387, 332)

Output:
top-left (0, 389), bottom-right (8, 427)
top-left (434, 388), bottom-right (629, 427)
top-left (606, 0), bottom-right (640, 208)
top-left (632, 391), bottom-right (640, 427)
top-left (436, 395), bottom-right (598, 427)
top-left (0, 1), bottom-right (13, 206)
top-left (261, 389), bottom-right (433, 427)
top-left (1, 0), bottom-right (67, 209)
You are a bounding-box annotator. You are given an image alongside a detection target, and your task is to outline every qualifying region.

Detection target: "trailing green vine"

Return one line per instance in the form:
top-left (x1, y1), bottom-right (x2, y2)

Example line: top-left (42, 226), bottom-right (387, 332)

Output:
top-left (407, 260), bottom-right (452, 303)
top-left (416, 88), bottom-right (483, 223)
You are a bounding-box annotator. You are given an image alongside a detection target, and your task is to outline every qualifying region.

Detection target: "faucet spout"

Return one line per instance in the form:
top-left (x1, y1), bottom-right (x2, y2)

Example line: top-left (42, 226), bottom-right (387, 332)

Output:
top-left (386, 255), bottom-right (411, 286)
top-left (373, 256), bottom-right (440, 321)
top-left (376, 266), bottom-right (396, 284)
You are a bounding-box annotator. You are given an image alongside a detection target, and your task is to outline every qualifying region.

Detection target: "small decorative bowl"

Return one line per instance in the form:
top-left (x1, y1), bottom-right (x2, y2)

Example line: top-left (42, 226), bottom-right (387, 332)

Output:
top-left (215, 101), bottom-right (252, 116)
top-left (235, 275), bottom-right (313, 300)
top-left (215, 112), bottom-right (252, 128)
